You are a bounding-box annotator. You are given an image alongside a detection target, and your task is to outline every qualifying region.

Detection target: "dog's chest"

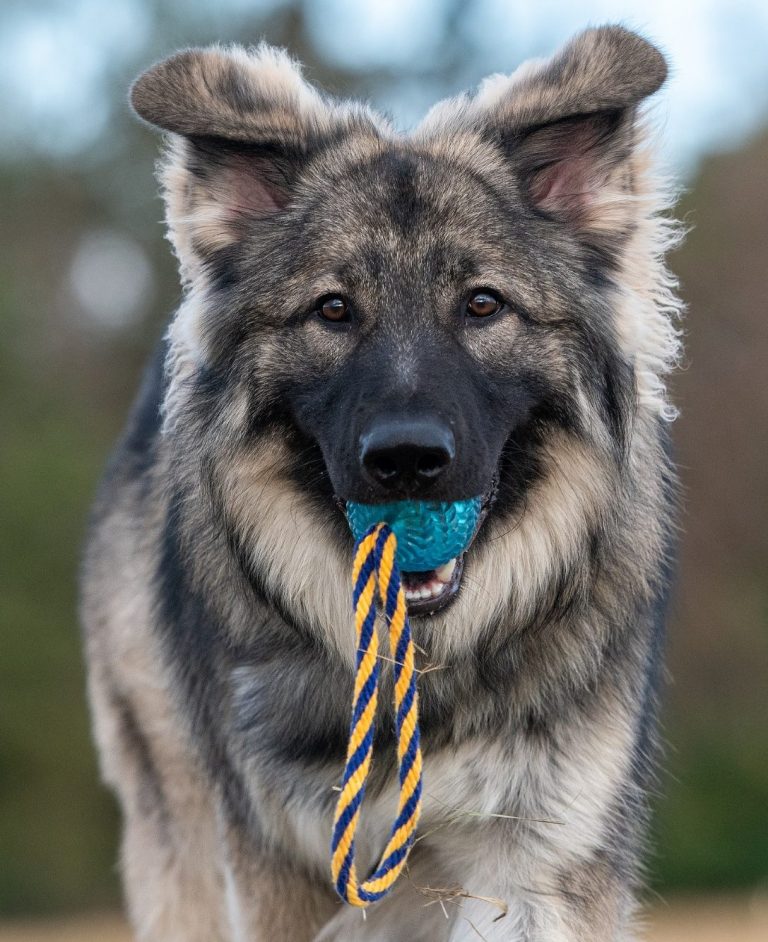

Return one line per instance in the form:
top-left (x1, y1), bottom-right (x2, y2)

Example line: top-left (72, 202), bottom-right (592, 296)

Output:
top-left (228, 643), bottom-right (633, 882)
top-left (274, 737), bottom-right (516, 873)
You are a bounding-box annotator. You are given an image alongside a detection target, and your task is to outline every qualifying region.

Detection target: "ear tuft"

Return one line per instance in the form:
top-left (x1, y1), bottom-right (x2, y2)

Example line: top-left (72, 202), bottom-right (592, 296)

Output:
top-left (474, 25), bottom-right (668, 131)
top-left (418, 25), bottom-right (668, 140)
top-left (539, 25), bottom-right (668, 114)
top-left (130, 44), bottom-right (328, 144)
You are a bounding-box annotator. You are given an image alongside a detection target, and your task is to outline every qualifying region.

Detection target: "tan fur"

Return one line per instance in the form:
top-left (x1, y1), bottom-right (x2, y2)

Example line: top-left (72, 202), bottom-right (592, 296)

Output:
top-left (214, 429), bottom-right (623, 672)
top-left (85, 26), bottom-right (681, 942)
top-left (84, 498), bottom-right (229, 941)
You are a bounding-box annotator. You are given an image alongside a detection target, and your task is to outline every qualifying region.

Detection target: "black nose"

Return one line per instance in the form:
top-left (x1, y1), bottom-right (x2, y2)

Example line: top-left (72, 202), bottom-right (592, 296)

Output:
top-left (360, 418), bottom-right (455, 493)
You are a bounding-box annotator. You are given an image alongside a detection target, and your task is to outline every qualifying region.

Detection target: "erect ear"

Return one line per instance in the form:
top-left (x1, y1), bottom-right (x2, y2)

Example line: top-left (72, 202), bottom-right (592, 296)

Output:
top-left (422, 26), bottom-right (668, 241)
top-left (494, 27), bottom-right (667, 233)
top-left (130, 44), bottom-right (383, 284)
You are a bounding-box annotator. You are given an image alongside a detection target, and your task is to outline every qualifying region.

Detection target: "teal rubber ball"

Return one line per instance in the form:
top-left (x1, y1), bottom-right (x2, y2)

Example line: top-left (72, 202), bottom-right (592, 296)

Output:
top-left (346, 498), bottom-right (482, 572)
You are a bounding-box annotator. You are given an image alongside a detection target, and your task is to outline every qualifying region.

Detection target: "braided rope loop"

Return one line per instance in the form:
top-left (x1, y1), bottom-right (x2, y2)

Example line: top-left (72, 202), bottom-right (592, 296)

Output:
top-left (330, 523), bottom-right (423, 906)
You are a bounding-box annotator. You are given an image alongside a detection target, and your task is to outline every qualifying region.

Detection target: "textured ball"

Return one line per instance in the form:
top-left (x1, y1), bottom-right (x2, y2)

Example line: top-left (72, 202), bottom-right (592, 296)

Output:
top-left (346, 498), bottom-right (482, 572)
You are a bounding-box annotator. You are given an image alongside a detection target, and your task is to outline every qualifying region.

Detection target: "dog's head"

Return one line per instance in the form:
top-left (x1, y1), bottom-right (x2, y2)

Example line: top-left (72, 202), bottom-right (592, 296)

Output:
top-left (133, 29), bottom-right (679, 626)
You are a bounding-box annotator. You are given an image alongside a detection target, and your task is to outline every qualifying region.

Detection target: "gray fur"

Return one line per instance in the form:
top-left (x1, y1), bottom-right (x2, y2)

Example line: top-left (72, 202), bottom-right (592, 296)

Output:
top-left (82, 26), bottom-right (681, 941)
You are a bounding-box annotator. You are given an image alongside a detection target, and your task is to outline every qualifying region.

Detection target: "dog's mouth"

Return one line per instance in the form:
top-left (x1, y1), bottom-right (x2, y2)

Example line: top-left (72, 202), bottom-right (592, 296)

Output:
top-left (400, 554), bottom-right (466, 615)
top-left (336, 487), bottom-right (495, 617)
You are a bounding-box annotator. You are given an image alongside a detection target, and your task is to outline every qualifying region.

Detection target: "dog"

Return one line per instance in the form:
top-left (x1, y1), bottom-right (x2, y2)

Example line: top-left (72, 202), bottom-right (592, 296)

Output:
top-left (81, 25), bottom-right (682, 941)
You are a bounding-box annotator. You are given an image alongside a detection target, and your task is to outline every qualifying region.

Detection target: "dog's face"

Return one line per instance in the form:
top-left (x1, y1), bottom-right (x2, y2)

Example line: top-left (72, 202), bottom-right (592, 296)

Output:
top-left (133, 30), bottom-right (675, 616)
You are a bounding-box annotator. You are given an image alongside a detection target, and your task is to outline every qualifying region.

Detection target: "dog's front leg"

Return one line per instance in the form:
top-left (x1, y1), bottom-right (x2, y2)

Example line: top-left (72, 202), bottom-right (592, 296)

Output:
top-left (219, 821), bottom-right (338, 942)
top-left (86, 650), bottom-right (231, 942)
top-left (444, 855), bottom-right (637, 942)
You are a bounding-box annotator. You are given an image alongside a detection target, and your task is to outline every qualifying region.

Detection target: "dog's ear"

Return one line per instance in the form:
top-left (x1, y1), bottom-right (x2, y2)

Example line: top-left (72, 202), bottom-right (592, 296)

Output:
top-left (131, 45), bottom-right (381, 283)
top-left (421, 26), bottom-right (668, 242)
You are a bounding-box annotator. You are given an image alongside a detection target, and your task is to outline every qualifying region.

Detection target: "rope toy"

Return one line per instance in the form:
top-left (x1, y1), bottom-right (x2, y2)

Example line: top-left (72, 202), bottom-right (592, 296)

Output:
top-left (330, 522), bottom-right (423, 906)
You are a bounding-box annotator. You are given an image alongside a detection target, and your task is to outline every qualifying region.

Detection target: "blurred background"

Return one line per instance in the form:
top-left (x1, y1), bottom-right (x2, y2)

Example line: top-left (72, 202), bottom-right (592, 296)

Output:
top-left (1, 0), bottom-right (766, 938)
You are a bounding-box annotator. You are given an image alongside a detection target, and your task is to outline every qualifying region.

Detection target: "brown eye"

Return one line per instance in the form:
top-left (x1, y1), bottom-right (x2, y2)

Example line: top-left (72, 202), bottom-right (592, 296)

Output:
top-left (317, 295), bottom-right (349, 323)
top-left (466, 289), bottom-right (503, 319)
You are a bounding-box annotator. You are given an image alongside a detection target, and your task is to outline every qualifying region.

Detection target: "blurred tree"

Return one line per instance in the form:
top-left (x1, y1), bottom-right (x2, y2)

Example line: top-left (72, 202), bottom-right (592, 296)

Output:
top-left (654, 132), bottom-right (768, 891)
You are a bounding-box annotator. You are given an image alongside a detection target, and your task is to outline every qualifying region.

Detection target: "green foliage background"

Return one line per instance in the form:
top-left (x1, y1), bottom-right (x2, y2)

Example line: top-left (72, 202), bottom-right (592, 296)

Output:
top-left (1, 1), bottom-right (766, 916)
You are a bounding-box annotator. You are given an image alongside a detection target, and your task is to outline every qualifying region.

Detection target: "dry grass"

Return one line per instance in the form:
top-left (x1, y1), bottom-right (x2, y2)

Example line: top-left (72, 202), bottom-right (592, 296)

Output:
top-left (643, 894), bottom-right (768, 942)
top-left (2, 896), bottom-right (767, 941)
top-left (0, 914), bottom-right (129, 942)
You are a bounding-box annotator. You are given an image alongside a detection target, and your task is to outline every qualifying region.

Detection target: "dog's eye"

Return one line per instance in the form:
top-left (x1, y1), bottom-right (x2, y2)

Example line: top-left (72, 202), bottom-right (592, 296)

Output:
top-left (317, 295), bottom-right (350, 323)
top-left (466, 289), bottom-right (503, 319)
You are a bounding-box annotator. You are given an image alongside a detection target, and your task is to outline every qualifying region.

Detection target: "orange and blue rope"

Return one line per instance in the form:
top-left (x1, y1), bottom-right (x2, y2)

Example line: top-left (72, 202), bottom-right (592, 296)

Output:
top-left (330, 523), bottom-right (423, 906)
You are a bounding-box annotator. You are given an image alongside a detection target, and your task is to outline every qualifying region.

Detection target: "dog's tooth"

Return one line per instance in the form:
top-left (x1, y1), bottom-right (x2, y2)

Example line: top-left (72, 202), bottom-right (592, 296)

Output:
top-left (405, 579), bottom-right (449, 603)
top-left (435, 558), bottom-right (457, 583)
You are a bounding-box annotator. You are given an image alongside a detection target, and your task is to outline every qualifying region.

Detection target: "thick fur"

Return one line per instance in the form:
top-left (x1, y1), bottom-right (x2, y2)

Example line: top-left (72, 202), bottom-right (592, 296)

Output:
top-left (82, 26), bottom-right (682, 941)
